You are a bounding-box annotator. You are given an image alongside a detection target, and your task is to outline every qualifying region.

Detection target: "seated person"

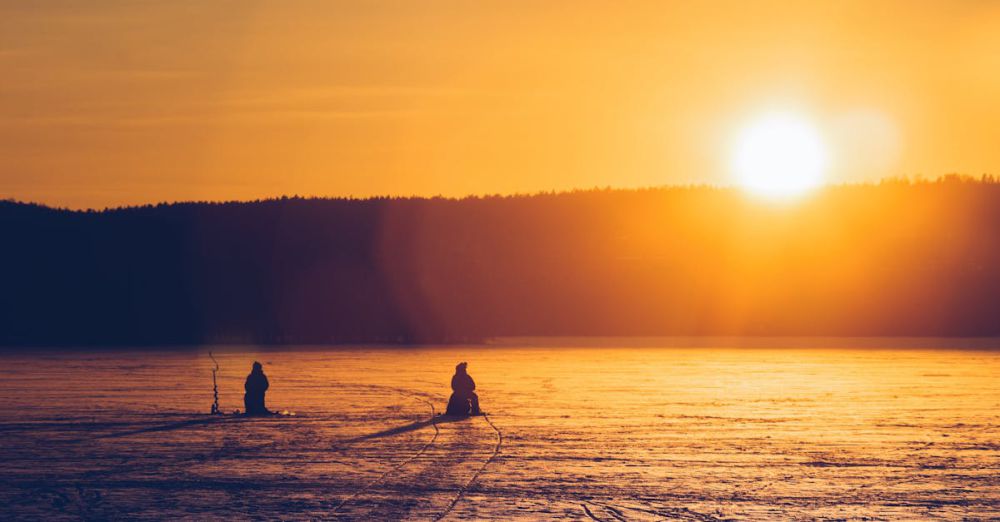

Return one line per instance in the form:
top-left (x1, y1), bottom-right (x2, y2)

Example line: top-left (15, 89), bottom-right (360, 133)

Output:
top-left (446, 361), bottom-right (480, 416)
top-left (244, 361), bottom-right (271, 416)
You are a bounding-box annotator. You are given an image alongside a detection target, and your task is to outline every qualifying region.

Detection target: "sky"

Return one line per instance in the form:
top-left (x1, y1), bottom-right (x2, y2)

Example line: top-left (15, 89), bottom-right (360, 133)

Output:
top-left (1, 0), bottom-right (998, 208)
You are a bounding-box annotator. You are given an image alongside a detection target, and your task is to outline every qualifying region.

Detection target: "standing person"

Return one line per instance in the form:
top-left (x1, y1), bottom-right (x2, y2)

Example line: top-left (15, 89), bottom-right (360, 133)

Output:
top-left (244, 361), bottom-right (270, 416)
top-left (447, 361), bottom-right (480, 415)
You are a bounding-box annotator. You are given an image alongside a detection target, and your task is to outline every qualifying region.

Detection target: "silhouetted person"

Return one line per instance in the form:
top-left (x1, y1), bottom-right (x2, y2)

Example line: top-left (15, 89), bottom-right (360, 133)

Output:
top-left (446, 361), bottom-right (480, 416)
top-left (244, 361), bottom-right (270, 416)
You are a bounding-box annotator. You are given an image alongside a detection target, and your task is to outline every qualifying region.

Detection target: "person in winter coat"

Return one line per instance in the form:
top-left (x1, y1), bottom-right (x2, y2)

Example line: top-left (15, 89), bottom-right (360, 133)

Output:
top-left (446, 361), bottom-right (480, 415)
top-left (244, 361), bottom-right (270, 416)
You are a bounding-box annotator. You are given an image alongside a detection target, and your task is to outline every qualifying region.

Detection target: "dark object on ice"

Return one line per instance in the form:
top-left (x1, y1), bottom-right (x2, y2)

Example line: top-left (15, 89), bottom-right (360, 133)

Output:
top-left (244, 361), bottom-right (270, 416)
top-left (446, 393), bottom-right (472, 416)
top-left (446, 361), bottom-right (480, 416)
top-left (209, 352), bottom-right (221, 415)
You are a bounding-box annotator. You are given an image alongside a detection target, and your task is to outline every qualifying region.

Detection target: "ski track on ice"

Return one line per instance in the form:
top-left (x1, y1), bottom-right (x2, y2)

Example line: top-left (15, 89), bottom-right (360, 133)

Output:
top-left (581, 503), bottom-right (606, 521)
top-left (68, 382), bottom-right (459, 518)
top-left (72, 383), bottom-right (439, 488)
top-left (589, 500), bottom-right (729, 522)
top-left (433, 411), bottom-right (503, 521)
top-left (328, 382), bottom-right (505, 521)
top-left (330, 390), bottom-right (440, 514)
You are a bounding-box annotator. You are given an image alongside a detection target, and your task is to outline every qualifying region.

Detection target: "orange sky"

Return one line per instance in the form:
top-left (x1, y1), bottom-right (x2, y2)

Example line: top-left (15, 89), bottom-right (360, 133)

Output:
top-left (1, 1), bottom-right (998, 208)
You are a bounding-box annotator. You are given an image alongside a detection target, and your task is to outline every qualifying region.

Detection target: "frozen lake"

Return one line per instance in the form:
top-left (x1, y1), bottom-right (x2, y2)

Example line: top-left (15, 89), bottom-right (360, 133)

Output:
top-left (1, 342), bottom-right (998, 520)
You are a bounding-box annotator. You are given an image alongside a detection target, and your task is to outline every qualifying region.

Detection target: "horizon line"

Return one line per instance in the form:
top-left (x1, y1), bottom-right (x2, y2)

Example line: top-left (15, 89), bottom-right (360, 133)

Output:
top-left (3, 173), bottom-right (997, 213)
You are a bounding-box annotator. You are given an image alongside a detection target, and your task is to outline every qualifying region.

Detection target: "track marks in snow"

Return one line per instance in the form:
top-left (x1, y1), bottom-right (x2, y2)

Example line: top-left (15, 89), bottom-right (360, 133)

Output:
top-left (589, 500), bottom-right (733, 522)
top-left (331, 393), bottom-right (440, 514)
top-left (433, 412), bottom-right (503, 521)
top-left (581, 503), bottom-right (606, 521)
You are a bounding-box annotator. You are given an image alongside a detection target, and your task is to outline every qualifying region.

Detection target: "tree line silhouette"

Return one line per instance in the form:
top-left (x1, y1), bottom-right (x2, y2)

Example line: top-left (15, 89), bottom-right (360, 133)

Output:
top-left (2, 177), bottom-right (999, 346)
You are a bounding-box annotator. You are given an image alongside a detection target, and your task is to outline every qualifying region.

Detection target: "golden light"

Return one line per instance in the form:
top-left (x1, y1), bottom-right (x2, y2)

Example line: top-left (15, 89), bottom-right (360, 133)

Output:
top-left (731, 113), bottom-right (829, 199)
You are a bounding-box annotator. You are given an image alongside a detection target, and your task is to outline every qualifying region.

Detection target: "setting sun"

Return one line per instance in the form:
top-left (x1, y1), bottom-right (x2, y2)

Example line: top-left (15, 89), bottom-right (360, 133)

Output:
top-left (732, 113), bottom-right (829, 199)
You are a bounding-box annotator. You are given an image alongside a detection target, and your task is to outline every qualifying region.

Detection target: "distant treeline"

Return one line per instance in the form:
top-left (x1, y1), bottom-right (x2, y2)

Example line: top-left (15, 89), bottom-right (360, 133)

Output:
top-left (3, 177), bottom-right (1000, 346)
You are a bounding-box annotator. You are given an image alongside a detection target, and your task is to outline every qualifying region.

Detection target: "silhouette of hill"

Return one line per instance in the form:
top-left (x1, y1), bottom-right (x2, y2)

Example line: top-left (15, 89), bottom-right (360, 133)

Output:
top-left (3, 177), bottom-right (999, 346)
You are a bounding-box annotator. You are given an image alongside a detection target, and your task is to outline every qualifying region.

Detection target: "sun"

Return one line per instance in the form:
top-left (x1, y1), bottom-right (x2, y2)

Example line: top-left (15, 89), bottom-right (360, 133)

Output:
top-left (731, 113), bottom-right (828, 199)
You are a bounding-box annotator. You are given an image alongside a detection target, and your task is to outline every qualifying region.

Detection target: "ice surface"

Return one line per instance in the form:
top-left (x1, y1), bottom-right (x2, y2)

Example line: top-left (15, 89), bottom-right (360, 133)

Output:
top-left (0, 345), bottom-right (998, 520)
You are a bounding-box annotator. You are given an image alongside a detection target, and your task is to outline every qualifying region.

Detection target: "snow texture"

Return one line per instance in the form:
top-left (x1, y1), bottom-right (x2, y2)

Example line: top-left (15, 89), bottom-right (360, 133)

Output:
top-left (0, 345), bottom-right (998, 520)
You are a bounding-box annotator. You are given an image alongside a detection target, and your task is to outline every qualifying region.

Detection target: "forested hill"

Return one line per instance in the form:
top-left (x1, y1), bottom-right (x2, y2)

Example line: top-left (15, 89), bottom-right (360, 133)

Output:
top-left (3, 179), bottom-right (1000, 346)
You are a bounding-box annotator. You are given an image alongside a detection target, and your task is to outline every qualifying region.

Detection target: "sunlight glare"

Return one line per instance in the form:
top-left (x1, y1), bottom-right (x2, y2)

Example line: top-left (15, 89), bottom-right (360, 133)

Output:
top-left (731, 113), bottom-right (828, 199)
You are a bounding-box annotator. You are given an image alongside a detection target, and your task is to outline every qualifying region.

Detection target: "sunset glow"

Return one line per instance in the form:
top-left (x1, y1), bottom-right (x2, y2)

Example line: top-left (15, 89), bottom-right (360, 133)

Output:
top-left (2, 2), bottom-right (1000, 520)
top-left (1, 1), bottom-right (999, 207)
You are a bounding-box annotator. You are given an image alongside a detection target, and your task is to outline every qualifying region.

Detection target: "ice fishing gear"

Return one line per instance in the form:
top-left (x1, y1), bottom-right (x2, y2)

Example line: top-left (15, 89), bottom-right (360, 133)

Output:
top-left (209, 352), bottom-right (221, 415)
